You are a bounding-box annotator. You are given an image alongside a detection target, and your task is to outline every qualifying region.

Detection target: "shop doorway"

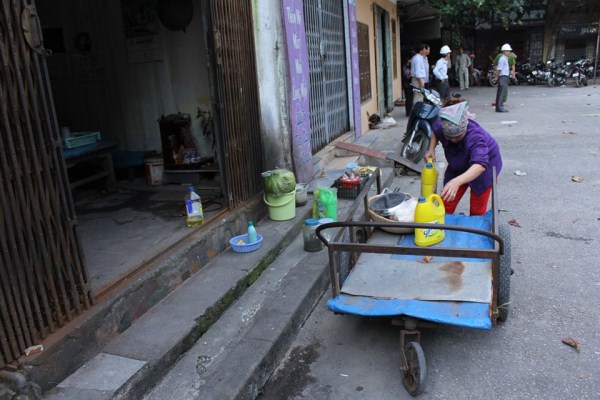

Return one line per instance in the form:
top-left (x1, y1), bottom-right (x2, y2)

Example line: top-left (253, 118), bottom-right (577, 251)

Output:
top-left (36, 0), bottom-right (264, 295)
top-left (375, 5), bottom-right (393, 116)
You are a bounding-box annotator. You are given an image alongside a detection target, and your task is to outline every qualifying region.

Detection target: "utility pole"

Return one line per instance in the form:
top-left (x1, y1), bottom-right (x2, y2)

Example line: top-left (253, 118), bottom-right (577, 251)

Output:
top-left (595, 20), bottom-right (600, 84)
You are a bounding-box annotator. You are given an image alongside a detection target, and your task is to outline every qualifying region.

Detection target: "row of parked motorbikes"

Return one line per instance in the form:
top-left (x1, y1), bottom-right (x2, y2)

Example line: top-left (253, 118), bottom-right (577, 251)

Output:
top-left (471, 58), bottom-right (596, 88)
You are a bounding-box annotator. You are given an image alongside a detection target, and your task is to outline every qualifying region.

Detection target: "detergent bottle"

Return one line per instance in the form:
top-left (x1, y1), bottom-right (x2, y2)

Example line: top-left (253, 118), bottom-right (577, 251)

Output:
top-left (185, 187), bottom-right (204, 228)
top-left (414, 194), bottom-right (445, 246)
top-left (312, 188), bottom-right (338, 221)
top-left (420, 158), bottom-right (438, 198)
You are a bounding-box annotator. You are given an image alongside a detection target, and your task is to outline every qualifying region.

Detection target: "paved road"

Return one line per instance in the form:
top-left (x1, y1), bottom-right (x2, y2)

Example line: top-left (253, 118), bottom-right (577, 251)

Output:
top-left (259, 84), bottom-right (600, 400)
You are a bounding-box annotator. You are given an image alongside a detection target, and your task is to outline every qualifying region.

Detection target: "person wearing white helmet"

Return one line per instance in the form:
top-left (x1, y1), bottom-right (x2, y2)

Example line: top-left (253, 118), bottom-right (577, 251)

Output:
top-left (493, 43), bottom-right (512, 112)
top-left (433, 45), bottom-right (452, 100)
top-left (493, 45), bottom-right (517, 103)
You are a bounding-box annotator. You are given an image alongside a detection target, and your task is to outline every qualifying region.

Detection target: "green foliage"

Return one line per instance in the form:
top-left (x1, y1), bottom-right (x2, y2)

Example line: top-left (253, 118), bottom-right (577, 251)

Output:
top-left (430, 0), bottom-right (526, 42)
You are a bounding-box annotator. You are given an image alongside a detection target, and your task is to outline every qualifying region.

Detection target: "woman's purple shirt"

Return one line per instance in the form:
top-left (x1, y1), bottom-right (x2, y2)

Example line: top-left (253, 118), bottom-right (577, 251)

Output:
top-left (432, 119), bottom-right (502, 195)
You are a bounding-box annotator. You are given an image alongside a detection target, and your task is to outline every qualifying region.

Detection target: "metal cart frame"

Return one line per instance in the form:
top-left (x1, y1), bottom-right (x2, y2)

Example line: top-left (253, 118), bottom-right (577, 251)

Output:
top-left (315, 168), bottom-right (511, 396)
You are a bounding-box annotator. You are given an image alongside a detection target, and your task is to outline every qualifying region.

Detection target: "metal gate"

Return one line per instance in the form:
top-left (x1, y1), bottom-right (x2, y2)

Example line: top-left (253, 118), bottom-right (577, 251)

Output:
top-left (204, 0), bottom-right (264, 208)
top-left (303, 0), bottom-right (350, 154)
top-left (556, 24), bottom-right (599, 63)
top-left (0, 0), bottom-right (92, 367)
top-left (375, 6), bottom-right (393, 115)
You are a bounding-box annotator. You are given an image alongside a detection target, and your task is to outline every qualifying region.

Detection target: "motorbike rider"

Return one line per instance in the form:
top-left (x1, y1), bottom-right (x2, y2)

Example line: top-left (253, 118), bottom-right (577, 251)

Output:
top-left (433, 45), bottom-right (452, 101)
top-left (423, 101), bottom-right (503, 216)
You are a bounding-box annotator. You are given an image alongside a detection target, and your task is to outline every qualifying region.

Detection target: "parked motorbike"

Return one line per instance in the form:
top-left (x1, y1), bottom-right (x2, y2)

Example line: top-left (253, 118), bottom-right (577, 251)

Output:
top-left (528, 62), bottom-right (548, 85)
top-left (400, 86), bottom-right (442, 162)
top-left (470, 66), bottom-right (484, 86)
top-left (546, 60), bottom-right (568, 87)
top-left (515, 61), bottom-right (531, 85)
top-left (570, 59), bottom-right (589, 87)
top-left (584, 59), bottom-right (595, 79)
top-left (487, 66), bottom-right (519, 86)
top-left (486, 67), bottom-right (498, 87)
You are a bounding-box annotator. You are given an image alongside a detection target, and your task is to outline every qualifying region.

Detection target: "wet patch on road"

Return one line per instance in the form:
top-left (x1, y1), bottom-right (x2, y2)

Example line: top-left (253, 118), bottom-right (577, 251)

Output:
top-left (545, 231), bottom-right (592, 244)
top-left (258, 341), bottom-right (321, 399)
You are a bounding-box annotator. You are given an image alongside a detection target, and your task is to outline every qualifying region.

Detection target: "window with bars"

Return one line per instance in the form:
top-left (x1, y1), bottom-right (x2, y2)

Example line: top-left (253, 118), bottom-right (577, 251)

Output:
top-left (392, 19), bottom-right (397, 79)
top-left (357, 22), bottom-right (371, 103)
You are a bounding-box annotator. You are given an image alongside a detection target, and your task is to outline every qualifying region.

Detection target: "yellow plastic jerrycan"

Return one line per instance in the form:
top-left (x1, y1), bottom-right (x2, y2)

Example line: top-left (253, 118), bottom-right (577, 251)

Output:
top-left (414, 194), bottom-right (446, 246)
top-left (420, 158), bottom-right (438, 198)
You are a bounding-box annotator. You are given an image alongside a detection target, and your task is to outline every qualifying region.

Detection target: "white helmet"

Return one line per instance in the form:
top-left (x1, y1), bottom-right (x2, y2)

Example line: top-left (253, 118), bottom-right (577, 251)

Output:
top-left (440, 45), bottom-right (452, 55)
top-left (501, 43), bottom-right (512, 51)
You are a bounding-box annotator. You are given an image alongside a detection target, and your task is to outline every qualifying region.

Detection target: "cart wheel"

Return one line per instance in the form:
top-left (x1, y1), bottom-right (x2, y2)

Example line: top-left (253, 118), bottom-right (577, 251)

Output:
top-left (497, 224), bottom-right (512, 322)
top-left (403, 341), bottom-right (427, 396)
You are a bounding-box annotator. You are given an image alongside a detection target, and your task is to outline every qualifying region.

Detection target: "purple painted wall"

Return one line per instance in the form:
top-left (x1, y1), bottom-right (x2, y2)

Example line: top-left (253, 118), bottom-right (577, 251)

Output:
top-left (281, 0), bottom-right (361, 181)
top-left (347, 0), bottom-right (362, 139)
top-left (281, 1), bottom-right (313, 184)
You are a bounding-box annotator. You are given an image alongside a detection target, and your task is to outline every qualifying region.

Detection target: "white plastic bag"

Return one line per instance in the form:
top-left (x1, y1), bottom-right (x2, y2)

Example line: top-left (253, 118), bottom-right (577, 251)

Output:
top-left (388, 197), bottom-right (418, 222)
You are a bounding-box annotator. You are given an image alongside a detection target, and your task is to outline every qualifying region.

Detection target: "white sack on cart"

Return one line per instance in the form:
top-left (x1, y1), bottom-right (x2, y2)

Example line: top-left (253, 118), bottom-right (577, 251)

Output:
top-left (388, 197), bottom-right (418, 222)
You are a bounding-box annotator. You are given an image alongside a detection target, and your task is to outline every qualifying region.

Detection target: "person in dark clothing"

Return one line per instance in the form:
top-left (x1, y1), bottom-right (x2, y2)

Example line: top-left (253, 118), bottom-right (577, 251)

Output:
top-left (402, 50), bottom-right (415, 116)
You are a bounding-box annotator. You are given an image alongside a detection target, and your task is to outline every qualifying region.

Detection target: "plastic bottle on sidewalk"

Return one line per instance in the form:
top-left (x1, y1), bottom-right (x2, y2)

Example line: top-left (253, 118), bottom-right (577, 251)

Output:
top-left (420, 158), bottom-right (438, 198)
top-left (185, 187), bottom-right (204, 227)
top-left (247, 221), bottom-right (257, 244)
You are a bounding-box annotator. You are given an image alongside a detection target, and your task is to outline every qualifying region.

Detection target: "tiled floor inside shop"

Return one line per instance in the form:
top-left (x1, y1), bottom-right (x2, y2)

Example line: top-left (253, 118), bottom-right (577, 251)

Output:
top-left (72, 177), bottom-right (225, 294)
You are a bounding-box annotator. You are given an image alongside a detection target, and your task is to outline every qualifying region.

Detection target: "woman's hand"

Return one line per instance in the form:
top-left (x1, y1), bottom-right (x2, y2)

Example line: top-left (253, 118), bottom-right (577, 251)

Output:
top-left (440, 164), bottom-right (485, 202)
top-left (441, 177), bottom-right (462, 202)
top-left (423, 150), bottom-right (435, 163)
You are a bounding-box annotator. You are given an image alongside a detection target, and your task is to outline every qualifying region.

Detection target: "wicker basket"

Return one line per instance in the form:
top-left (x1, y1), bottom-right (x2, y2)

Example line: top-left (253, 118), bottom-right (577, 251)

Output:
top-left (368, 194), bottom-right (414, 234)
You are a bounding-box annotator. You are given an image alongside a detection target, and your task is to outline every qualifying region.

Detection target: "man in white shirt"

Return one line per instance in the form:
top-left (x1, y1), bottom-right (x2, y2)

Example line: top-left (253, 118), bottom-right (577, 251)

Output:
top-left (455, 47), bottom-right (472, 90)
top-left (410, 43), bottom-right (430, 104)
top-left (493, 43), bottom-right (512, 113)
top-left (433, 45), bottom-right (452, 100)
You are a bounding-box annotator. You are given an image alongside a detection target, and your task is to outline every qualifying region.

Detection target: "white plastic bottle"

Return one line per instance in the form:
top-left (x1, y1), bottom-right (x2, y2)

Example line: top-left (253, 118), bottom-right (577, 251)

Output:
top-left (247, 221), bottom-right (257, 243)
top-left (185, 187), bottom-right (204, 227)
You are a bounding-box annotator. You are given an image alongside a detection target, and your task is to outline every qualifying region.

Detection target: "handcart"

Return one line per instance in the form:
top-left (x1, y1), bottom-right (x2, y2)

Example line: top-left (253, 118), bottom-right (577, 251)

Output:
top-left (315, 168), bottom-right (511, 396)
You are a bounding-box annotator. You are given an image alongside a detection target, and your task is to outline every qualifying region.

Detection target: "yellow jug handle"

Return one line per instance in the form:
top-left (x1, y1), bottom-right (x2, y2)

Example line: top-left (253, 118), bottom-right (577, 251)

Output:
top-left (427, 157), bottom-right (434, 164)
top-left (429, 194), bottom-right (444, 208)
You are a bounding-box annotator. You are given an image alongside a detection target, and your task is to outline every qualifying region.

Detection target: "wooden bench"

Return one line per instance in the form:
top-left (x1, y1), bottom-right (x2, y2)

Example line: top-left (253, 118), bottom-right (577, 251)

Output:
top-left (63, 139), bottom-right (118, 192)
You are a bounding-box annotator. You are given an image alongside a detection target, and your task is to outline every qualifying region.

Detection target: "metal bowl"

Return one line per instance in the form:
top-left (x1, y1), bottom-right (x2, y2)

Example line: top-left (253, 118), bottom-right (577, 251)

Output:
top-left (369, 193), bottom-right (409, 216)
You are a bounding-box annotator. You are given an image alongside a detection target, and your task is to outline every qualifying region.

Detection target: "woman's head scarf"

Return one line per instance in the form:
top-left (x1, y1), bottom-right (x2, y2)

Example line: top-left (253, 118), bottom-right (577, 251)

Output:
top-left (440, 102), bottom-right (469, 137)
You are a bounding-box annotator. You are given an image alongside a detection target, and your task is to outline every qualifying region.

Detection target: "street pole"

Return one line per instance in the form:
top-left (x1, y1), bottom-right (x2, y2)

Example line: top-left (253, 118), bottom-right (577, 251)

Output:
top-left (595, 21), bottom-right (600, 84)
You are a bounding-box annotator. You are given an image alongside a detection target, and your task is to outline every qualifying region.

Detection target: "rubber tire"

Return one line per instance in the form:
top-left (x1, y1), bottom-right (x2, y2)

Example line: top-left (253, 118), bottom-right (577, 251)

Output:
top-left (488, 75), bottom-right (498, 87)
top-left (582, 76), bottom-right (588, 86)
top-left (403, 342), bottom-right (427, 396)
top-left (576, 75), bottom-right (581, 87)
top-left (548, 76), bottom-right (555, 87)
top-left (401, 128), bottom-right (429, 163)
top-left (497, 223), bottom-right (512, 322)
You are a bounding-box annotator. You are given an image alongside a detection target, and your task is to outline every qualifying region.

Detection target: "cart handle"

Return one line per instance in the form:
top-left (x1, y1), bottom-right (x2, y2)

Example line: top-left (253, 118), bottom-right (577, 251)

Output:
top-left (316, 221), bottom-right (505, 255)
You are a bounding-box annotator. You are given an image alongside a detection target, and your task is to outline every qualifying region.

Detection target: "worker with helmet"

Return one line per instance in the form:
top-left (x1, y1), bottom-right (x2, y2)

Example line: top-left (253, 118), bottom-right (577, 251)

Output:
top-left (493, 43), bottom-right (512, 112)
top-left (433, 45), bottom-right (452, 100)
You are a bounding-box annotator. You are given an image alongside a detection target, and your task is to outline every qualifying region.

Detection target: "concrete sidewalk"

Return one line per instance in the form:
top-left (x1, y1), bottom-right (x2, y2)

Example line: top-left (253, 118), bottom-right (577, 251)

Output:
top-left (41, 85), bottom-right (518, 400)
top-left (42, 121), bottom-right (406, 399)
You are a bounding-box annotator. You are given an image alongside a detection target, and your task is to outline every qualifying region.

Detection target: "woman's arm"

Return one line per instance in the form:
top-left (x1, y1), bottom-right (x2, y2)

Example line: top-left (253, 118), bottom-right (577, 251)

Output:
top-left (441, 163), bottom-right (485, 202)
top-left (423, 132), bottom-right (438, 162)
